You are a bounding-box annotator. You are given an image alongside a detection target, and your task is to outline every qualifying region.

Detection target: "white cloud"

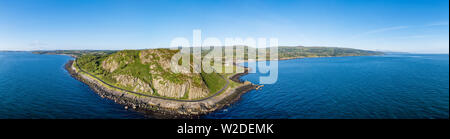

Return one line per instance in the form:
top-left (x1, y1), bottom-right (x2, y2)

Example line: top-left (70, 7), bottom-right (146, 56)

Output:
top-left (363, 26), bottom-right (409, 35)
top-left (426, 21), bottom-right (449, 26)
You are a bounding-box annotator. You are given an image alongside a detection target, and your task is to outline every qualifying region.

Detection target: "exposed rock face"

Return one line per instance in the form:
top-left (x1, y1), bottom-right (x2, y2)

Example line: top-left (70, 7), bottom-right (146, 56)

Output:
top-left (151, 76), bottom-right (209, 99)
top-left (113, 75), bottom-right (153, 93)
top-left (152, 76), bottom-right (188, 98)
top-left (102, 57), bottom-right (119, 72)
top-left (99, 49), bottom-right (210, 100)
top-left (140, 49), bottom-right (210, 99)
top-left (187, 82), bottom-right (210, 99)
top-left (140, 49), bottom-right (180, 72)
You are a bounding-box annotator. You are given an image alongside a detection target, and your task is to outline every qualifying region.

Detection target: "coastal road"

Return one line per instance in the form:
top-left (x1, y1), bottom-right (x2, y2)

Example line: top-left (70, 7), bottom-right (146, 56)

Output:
top-left (74, 60), bottom-right (230, 102)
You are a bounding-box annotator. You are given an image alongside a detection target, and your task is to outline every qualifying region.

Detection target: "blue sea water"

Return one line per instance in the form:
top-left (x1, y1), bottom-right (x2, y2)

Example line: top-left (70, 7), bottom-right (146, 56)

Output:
top-left (205, 54), bottom-right (449, 119)
top-left (0, 52), bottom-right (448, 119)
top-left (0, 52), bottom-right (145, 119)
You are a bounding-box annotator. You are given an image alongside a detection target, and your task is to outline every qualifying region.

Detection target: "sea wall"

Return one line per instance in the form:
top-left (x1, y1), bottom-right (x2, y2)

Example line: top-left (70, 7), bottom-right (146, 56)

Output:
top-left (65, 60), bottom-right (256, 118)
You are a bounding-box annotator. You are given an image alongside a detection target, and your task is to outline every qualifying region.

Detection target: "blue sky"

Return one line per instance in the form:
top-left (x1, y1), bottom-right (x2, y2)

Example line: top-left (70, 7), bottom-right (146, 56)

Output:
top-left (0, 0), bottom-right (448, 53)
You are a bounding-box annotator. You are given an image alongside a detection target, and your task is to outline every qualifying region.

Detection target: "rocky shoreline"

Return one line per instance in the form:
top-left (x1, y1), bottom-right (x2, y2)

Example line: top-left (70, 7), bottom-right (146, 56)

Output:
top-left (65, 60), bottom-right (257, 119)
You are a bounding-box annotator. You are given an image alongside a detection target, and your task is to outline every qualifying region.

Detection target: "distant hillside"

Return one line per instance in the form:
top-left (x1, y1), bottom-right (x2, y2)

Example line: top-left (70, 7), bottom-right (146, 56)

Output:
top-left (277, 46), bottom-right (382, 58)
top-left (200, 46), bottom-right (382, 60)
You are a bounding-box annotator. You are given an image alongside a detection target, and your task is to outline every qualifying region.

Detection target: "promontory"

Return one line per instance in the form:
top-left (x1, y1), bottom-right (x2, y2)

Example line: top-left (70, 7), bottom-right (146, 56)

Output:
top-left (34, 46), bottom-right (382, 118)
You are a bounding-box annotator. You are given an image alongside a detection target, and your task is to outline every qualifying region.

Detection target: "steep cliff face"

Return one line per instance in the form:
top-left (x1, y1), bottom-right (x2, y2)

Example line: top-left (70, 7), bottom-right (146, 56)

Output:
top-left (138, 49), bottom-right (210, 99)
top-left (78, 49), bottom-right (217, 100)
top-left (113, 74), bottom-right (154, 93)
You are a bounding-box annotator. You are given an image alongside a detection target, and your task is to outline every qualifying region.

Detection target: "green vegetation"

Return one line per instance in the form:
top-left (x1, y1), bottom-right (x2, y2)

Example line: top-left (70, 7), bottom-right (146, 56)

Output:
top-left (75, 49), bottom-right (228, 100)
top-left (70, 46), bottom-right (382, 100)
top-left (201, 71), bottom-right (227, 95)
top-left (77, 50), bottom-right (156, 95)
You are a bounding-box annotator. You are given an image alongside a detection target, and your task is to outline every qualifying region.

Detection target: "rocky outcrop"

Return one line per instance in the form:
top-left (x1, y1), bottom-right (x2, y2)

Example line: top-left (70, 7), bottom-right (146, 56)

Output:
top-left (187, 83), bottom-right (209, 100)
top-left (152, 76), bottom-right (187, 98)
top-left (113, 75), bottom-right (153, 94)
top-left (138, 49), bottom-right (210, 99)
top-left (94, 49), bottom-right (211, 100)
top-left (102, 57), bottom-right (119, 72)
top-left (102, 51), bottom-right (135, 73)
top-left (68, 48), bottom-right (255, 118)
top-left (151, 76), bottom-right (209, 99)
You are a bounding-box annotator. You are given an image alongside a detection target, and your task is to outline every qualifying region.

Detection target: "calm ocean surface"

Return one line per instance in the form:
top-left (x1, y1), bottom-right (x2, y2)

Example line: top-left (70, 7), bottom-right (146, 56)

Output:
top-left (0, 52), bottom-right (144, 118)
top-left (0, 52), bottom-right (448, 119)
